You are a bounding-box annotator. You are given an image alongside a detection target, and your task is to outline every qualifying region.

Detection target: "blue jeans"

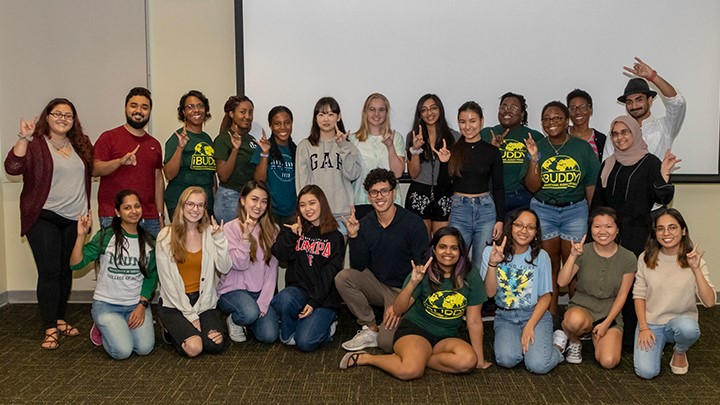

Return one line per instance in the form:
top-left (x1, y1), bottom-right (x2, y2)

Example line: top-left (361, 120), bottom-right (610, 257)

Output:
top-left (91, 300), bottom-right (155, 360)
top-left (449, 194), bottom-right (496, 269)
top-left (494, 309), bottom-right (563, 374)
top-left (530, 198), bottom-right (587, 242)
top-left (504, 188), bottom-right (532, 217)
top-left (634, 316), bottom-right (701, 379)
top-left (270, 286), bottom-right (337, 352)
top-left (213, 185), bottom-right (240, 225)
top-left (100, 216), bottom-right (162, 239)
top-left (217, 290), bottom-right (279, 344)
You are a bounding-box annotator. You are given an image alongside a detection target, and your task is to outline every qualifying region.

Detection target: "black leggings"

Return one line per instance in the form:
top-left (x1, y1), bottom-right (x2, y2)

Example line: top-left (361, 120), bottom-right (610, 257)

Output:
top-left (25, 210), bottom-right (78, 329)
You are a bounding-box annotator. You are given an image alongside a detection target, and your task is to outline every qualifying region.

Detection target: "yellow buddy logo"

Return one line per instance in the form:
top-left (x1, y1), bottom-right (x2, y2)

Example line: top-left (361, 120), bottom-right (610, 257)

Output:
top-left (424, 290), bottom-right (467, 320)
top-left (501, 139), bottom-right (527, 164)
top-left (191, 142), bottom-right (216, 170)
top-left (540, 155), bottom-right (581, 189)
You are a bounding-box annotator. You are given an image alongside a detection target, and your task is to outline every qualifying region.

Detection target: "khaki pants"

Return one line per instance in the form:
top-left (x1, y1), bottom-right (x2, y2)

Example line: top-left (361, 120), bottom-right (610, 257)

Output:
top-left (335, 268), bottom-right (401, 353)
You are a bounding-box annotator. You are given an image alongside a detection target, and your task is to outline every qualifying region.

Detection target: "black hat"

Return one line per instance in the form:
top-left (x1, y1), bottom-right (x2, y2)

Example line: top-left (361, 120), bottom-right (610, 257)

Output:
top-left (617, 78), bottom-right (657, 103)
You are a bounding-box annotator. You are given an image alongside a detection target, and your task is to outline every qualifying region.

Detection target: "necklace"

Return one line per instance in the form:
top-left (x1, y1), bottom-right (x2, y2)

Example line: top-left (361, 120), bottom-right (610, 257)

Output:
top-left (47, 137), bottom-right (71, 157)
top-left (547, 133), bottom-right (569, 155)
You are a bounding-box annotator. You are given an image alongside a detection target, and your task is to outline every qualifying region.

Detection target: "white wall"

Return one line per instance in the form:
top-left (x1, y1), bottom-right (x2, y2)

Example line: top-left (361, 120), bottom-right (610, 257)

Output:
top-left (0, 0), bottom-right (718, 302)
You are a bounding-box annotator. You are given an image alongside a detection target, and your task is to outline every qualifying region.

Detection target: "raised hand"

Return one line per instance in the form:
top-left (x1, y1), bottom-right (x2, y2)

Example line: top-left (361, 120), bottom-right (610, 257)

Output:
top-left (661, 149), bottom-right (681, 177)
top-left (411, 125), bottom-right (425, 149)
top-left (19, 116), bottom-right (37, 138)
top-left (230, 124), bottom-right (242, 150)
top-left (258, 128), bottom-right (271, 153)
top-left (176, 127), bottom-right (189, 149)
top-left (489, 236), bottom-right (507, 266)
top-left (570, 235), bottom-right (586, 257)
top-left (686, 243), bottom-right (704, 271)
top-left (410, 256), bottom-right (433, 283)
top-left (342, 206), bottom-right (360, 238)
top-left (381, 128), bottom-right (394, 148)
top-left (283, 216), bottom-right (303, 236)
top-left (335, 125), bottom-right (350, 143)
top-left (119, 144), bottom-right (140, 166)
top-left (524, 134), bottom-right (538, 160)
top-left (210, 216), bottom-right (224, 235)
top-left (431, 139), bottom-right (451, 163)
top-left (240, 216), bottom-right (256, 240)
top-left (623, 56), bottom-right (655, 79)
top-left (77, 211), bottom-right (93, 236)
top-left (490, 128), bottom-right (509, 148)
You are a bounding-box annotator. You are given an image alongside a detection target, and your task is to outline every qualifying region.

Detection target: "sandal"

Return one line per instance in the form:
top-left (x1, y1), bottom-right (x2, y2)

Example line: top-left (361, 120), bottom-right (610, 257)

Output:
top-left (42, 329), bottom-right (60, 350)
top-left (57, 321), bottom-right (80, 337)
top-left (340, 350), bottom-right (367, 370)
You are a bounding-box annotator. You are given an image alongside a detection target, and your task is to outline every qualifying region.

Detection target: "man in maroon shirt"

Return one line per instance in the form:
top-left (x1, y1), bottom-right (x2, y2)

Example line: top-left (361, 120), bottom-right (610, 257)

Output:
top-left (94, 87), bottom-right (165, 237)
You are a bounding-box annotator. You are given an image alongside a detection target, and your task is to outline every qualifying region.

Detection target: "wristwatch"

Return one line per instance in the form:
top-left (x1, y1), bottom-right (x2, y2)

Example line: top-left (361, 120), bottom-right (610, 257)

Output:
top-left (139, 299), bottom-right (149, 308)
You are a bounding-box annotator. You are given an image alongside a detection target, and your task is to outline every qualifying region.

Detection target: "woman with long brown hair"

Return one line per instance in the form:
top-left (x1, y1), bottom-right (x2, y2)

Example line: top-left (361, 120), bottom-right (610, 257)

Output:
top-left (5, 98), bottom-right (93, 350)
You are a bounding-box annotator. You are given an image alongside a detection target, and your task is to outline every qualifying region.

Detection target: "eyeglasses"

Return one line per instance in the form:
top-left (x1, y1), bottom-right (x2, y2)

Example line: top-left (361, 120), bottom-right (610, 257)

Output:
top-left (499, 105), bottom-right (520, 113)
top-left (368, 187), bottom-right (393, 198)
top-left (655, 224), bottom-right (680, 234)
top-left (185, 103), bottom-right (206, 111)
top-left (49, 111), bottom-right (74, 120)
top-left (185, 201), bottom-right (206, 210)
top-left (420, 105), bottom-right (439, 115)
top-left (512, 222), bottom-right (537, 232)
top-left (541, 116), bottom-right (566, 124)
top-left (611, 129), bottom-right (632, 137)
top-left (568, 104), bottom-right (591, 113)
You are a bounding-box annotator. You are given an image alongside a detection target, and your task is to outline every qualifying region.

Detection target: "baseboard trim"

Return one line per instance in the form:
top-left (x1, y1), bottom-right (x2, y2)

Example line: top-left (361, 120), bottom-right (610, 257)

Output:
top-left (0, 291), bottom-right (8, 307)
top-left (7, 290), bottom-right (95, 304)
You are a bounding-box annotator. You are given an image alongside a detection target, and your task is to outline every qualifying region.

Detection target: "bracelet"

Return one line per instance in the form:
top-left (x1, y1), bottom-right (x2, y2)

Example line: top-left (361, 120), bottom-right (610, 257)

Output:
top-left (530, 155), bottom-right (539, 163)
top-left (158, 212), bottom-right (165, 220)
top-left (260, 153), bottom-right (269, 158)
top-left (409, 147), bottom-right (423, 156)
top-left (647, 70), bottom-right (657, 82)
top-left (488, 262), bottom-right (499, 267)
top-left (17, 132), bottom-right (33, 142)
top-left (639, 326), bottom-right (650, 332)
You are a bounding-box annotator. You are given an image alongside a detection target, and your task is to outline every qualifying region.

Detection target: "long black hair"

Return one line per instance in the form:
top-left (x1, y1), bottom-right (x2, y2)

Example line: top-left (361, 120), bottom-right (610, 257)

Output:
top-left (411, 93), bottom-right (456, 162)
top-left (500, 208), bottom-right (543, 266)
top-left (108, 190), bottom-right (154, 277)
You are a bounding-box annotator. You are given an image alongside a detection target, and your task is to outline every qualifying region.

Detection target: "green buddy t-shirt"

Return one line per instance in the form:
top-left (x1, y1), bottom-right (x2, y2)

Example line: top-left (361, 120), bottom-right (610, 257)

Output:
top-left (403, 266), bottom-right (486, 339)
top-left (164, 129), bottom-right (216, 213)
top-left (534, 135), bottom-right (600, 205)
top-left (480, 125), bottom-right (544, 194)
top-left (213, 129), bottom-right (258, 192)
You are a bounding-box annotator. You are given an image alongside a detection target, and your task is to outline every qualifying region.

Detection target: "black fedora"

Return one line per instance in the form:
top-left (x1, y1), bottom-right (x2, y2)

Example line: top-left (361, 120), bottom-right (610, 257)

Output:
top-left (617, 78), bottom-right (657, 103)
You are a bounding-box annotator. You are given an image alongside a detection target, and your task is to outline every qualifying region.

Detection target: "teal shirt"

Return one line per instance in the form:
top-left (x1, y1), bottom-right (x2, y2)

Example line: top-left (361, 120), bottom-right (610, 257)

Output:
top-left (480, 125), bottom-right (544, 193)
top-left (250, 144), bottom-right (296, 217)
top-left (534, 135), bottom-right (600, 204)
top-left (403, 267), bottom-right (486, 339)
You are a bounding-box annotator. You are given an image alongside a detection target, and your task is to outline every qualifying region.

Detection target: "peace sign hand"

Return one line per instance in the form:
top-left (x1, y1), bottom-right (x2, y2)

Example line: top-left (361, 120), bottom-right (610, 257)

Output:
top-left (283, 216), bottom-right (303, 236)
top-left (335, 125), bottom-right (350, 144)
top-left (210, 216), bottom-right (224, 235)
top-left (240, 216), bottom-right (256, 240)
top-left (342, 207), bottom-right (360, 238)
top-left (258, 128), bottom-right (271, 153)
top-left (119, 145), bottom-right (139, 166)
top-left (411, 125), bottom-right (425, 149)
top-left (570, 235), bottom-right (586, 257)
top-left (176, 127), bottom-right (189, 149)
top-left (686, 243), bottom-right (704, 271)
top-left (491, 128), bottom-right (509, 148)
top-left (410, 256), bottom-right (433, 283)
top-left (489, 236), bottom-right (507, 265)
top-left (76, 211), bottom-right (93, 236)
top-left (431, 139), bottom-right (451, 163)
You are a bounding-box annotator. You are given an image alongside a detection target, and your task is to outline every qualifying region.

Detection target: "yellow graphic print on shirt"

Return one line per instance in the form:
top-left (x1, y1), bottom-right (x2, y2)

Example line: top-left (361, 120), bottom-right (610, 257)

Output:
top-left (497, 264), bottom-right (533, 309)
top-left (191, 142), bottom-right (216, 170)
top-left (540, 155), bottom-right (581, 189)
top-left (500, 139), bottom-right (527, 164)
top-left (424, 290), bottom-right (467, 320)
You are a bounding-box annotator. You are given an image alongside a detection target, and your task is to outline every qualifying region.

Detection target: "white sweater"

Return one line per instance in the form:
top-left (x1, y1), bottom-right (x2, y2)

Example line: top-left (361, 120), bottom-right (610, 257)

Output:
top-left (156, 227), bottom-right (232, 323)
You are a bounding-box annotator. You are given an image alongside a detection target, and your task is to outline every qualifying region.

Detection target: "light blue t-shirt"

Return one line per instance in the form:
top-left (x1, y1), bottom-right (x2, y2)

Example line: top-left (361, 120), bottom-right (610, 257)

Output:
top-left (251, 144), bottom-right (296, 217)
top-left (480, 246), bottom-right (552, 310)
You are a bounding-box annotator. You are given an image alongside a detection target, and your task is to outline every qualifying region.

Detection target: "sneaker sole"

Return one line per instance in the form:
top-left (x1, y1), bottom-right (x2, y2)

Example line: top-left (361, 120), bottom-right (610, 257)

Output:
top-left (341, 342), bottom-right (378, 351)
top-left (566, 358), bottom-right (583, 364)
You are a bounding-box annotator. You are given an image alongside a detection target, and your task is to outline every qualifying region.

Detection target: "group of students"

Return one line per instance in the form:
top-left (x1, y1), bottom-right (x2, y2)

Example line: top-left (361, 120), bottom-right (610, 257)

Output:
top-left (4, 57), bottom-right (715, 381)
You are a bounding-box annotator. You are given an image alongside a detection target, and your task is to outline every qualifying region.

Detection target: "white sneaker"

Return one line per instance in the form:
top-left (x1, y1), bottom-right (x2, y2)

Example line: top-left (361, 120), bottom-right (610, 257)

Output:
top-left (553, 330), bottom-right (568, 352)
top-left (341, 325), bottom-right (378, 351)
top-left (566, 342), bottom-right (582, 364)
top-left (226, 316), bottom-right (247, 343)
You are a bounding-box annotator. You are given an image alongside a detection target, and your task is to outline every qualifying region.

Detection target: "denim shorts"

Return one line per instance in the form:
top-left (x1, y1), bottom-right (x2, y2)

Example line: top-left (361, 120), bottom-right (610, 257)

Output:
top-left (530, 197), bottom-right (587, 242)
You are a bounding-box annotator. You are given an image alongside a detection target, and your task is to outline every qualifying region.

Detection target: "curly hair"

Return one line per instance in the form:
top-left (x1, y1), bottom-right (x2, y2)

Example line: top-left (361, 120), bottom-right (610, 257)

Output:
top-left (177, 90), bottom-right (212, 123)
top-left (363, 168), bottom-right (398, 192)
top-left (500, 92), bottom-right (529, 127)
top-left (33, 98), bottom-right (94, 168)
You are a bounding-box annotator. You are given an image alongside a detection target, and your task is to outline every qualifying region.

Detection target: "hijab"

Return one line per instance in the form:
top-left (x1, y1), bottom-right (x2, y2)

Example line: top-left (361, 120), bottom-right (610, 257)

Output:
top-left (600, 115), bottom-right (648, 188)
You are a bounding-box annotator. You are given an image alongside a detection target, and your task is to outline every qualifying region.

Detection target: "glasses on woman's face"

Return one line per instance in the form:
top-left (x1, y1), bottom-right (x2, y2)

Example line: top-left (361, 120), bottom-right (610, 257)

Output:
top-left (568, 104), bottom-right (591, 113)
top-left (49, 111), bottom-right (74, 120)
top-left (185, 201), bottom-right (206, 210)
top-left (499, 105), bottom-right (520, 113)
top-left (184, 103), bottom-right (206, 111)
top-left (368, 187), bottom-right (392, 198)
top-left (655, 224), bottom-right (680, 234)
top-left (541, 116), bottom-right (565, 124)
top-left (420, 105), bottom-right (439, 115)
top-left (512, 222), bottom-right (537, 232)
top-left (610, 129), bottom-right (632, 138)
